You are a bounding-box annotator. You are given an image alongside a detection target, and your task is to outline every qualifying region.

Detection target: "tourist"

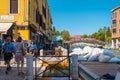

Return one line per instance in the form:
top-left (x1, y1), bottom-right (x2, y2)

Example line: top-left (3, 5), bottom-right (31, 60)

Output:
top-left (2, 36), bottom-right (14, 74)
top-left (37, 41), bottom-right (43, 56)
top-left (0, 38), bottom-right (2, 58)
top-left (28, 40), bottom-right (38, 57)
top-left (14, 36), bottom-right (24, 75)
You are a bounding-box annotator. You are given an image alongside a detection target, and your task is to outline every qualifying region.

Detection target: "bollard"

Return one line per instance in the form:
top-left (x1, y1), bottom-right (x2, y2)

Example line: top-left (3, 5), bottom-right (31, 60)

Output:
top-left (72, 54), bottom-right (78, 80)
top-left (40, 49), bottom-right (43, 63)
top-left (40, 49), bottom-right (43, 56)
top-left (26, 54), bottom-right (33, 80)
top-left (115, 68), bottom-right (120, 80)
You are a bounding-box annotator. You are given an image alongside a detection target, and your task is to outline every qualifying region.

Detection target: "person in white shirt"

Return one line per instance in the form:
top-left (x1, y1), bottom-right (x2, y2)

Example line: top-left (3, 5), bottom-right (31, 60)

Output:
top-left (14, 36), bottom-right (24, 75)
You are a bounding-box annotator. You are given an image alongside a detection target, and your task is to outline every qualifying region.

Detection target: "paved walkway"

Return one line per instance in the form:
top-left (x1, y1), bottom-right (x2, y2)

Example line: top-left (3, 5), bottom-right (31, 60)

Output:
top-left (0, 56), bottom-right (71, 80)
top-left (0, 57), bottom-right (27, 80)
top-left (0, 57), bottom-right (43, 80)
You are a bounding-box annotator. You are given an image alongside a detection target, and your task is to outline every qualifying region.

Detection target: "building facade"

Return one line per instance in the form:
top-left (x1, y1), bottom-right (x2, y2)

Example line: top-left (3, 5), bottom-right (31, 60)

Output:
top-left (111, 6), bottom-right (120, 48)
top-left (0, 0), bottom-right (52, 43)
top-left (70, 35), bottom-right (81, 41)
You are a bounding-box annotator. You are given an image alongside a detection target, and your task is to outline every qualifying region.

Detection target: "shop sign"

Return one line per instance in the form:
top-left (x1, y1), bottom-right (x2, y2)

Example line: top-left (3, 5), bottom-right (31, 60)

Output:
top-left (0, 15), bottom-right (14, 20)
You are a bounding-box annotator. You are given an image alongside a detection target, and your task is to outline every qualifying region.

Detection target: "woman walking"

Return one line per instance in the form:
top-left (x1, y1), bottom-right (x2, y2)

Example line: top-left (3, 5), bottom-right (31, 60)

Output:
top-left (14, 36), bottom-right (24, 75)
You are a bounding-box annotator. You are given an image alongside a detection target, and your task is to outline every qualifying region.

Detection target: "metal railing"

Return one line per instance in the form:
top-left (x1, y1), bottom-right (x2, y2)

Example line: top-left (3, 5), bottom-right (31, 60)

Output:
top-left (78, 63), bottom-right (101, 80)
top-left (34, 50), bottom-right (71, 80)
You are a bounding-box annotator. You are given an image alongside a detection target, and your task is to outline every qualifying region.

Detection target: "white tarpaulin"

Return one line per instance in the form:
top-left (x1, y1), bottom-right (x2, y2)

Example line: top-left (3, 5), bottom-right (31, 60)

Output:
top-left (0, 23), bottom-right (13, 32)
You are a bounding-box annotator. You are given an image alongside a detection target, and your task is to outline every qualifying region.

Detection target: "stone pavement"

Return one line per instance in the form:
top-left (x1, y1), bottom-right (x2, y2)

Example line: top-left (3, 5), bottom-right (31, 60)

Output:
top-left (0, 56), bottom-right (71, 80)
top-left (0, 58), bottom-right (27, 80)
top-left (0, 57), bottom-right (43, 80)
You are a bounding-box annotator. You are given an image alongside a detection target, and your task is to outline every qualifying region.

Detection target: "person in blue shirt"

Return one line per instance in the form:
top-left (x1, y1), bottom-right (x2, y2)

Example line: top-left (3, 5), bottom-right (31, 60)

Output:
top-left (37, 41), bottom-right (43, 56)
top-left (28, 40), bottom-right (38, 57)
top-left (0, 39), bottom-right (2, 58)
top-left (3, 36), bottom-right (14, 74)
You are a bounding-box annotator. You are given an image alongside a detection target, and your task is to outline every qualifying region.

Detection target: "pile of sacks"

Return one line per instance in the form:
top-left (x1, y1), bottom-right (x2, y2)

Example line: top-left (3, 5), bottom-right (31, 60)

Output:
top-left (69, 46), bottom-right (120, 63)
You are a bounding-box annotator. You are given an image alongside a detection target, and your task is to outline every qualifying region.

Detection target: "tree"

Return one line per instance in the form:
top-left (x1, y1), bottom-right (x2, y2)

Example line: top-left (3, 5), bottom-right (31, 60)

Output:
top-left (56, 31), bottom-right (60, 35)
top-left (81, 26), bottom-right (112, 43)
top-left (82, 34), bottom-right (89, 38)
top-left (106, 37), bottom-right (112, 43)
top-left (61, 30), bottom-right (70, 41)
top-left (52, 26), bottom-right (57, 36)
top-left (106, 27), bottom-right (112, 42)
top-left (52, 26), bottom-right (60, 36)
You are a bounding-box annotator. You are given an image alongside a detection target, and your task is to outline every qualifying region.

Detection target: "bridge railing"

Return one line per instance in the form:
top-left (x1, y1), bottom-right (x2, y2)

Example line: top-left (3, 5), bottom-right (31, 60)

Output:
top-left (65, 38), bottom-right (105, 45)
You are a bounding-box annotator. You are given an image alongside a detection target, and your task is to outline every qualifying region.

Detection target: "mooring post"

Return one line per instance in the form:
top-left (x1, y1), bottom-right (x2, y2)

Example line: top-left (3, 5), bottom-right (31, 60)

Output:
top-left (40, 49), bottom-right (43, 63)
top-left (115, 67), bottom-right (120, 80)
top-left (26, 54), bottom-right (33, 80)
top-left (72, 54), bottom-right (78, 80)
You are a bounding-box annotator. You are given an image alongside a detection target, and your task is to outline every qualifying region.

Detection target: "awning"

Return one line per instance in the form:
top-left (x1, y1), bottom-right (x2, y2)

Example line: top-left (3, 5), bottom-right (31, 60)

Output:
top-left (0, 23), bottom-right (13, 32)
top-left (37, 31), bottom-right (43, 35)
top-left (52, 35), bottom-right (63, 41)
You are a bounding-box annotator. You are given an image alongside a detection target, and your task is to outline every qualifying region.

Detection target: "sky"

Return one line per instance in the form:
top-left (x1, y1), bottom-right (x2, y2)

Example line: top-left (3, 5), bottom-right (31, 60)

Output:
top-left (47, 0), bottom-right (120, 36)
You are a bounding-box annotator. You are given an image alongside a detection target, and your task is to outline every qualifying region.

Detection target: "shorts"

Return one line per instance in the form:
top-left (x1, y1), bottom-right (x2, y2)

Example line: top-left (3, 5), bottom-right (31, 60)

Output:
top-left (15, 53), bottom-right (24, 62)
top-left (4, 52), bottom-right (13, 62)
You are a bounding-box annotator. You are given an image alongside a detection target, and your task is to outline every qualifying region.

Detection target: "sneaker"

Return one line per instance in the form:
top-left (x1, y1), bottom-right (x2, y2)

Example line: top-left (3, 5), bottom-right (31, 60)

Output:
top-left (7, 66), bottom-right (11, 71)
top-left (18, 72), bottom-right (21, 76)
top-left (5, 71), bottom-right (8, 75)
top-left (6, 67), bottom-right (9, 71)
top-left (20, 72), bottom-right (25, 75)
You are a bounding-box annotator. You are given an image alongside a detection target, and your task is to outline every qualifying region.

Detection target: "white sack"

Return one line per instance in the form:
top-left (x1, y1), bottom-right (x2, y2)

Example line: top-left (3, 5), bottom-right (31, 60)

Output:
top-left (82, 46), bottom-right (93, 56)
top-left (69, 52), bottom-right (80, 56)
top-left (98, 54), bottom-right (111, 62)
top-left (103, 49), bottom-right (115, 57)
top-left (72, 47), bottom-right (83, 54)
top-left (108, 57), bottom-right (120, 63)
top-left (78, 55), bottom-right (87, 61)
top-left (84, 52), bottom-right (92, 59)
top-left (88, 48), bottom-right (102, 61)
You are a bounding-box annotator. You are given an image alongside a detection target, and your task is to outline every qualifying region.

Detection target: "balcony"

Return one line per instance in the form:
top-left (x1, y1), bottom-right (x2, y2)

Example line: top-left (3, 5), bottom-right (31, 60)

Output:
top-left (112, 24), bottom-right (116, 29)
top-left (112, 12), bottom-right (117, 20)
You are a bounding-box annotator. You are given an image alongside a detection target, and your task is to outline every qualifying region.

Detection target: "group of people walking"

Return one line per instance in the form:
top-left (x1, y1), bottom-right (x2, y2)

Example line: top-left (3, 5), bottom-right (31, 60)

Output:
top-left (0, 36), bottom-right (46, 75)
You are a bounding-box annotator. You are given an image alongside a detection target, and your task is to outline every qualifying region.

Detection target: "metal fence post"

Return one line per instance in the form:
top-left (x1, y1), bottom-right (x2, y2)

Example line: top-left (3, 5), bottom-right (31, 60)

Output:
top-left (72, 54), bottom-right (78, 80)
top-left (26, 54), bottom-right (33, 80)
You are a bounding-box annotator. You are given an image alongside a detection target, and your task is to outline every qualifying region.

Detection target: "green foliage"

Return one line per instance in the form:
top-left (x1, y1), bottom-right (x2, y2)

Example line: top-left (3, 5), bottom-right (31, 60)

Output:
top-left (82, 34), bottom-right (89, 38)
top-left (61, 30), bottom-right (70, 41)
top-left (52, 26), bottom-right (70, 41)
top-left (106, 37), bottom-right (112, 43)
top-left (112, 49), bottom-right (120, 58)
top-left (82, 27), bottom-right (112, 42)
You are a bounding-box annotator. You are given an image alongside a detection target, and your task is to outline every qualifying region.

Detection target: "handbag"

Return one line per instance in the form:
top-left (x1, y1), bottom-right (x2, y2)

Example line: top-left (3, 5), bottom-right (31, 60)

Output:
top-left (22, 44), bottom-right (26, 56)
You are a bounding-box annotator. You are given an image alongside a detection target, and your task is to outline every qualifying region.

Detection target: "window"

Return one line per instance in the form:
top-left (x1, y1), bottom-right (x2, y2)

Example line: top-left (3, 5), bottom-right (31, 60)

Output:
top-left (112, 20), bottom-right (116, 28)
top-left (10, 0), bottom-right (18, 14)
top-left (28, 0), bottom-right (31, 15)
top-left (119, 20), bottom-right (120, 24)
top-left (113, 29), bottom-right (116, 35)
top-left (119, 29), bottom-right (120, 34)
top-left (42, 6), bottom-right (46, 18)
top-left (112, 12), bottom-right (117, 19)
